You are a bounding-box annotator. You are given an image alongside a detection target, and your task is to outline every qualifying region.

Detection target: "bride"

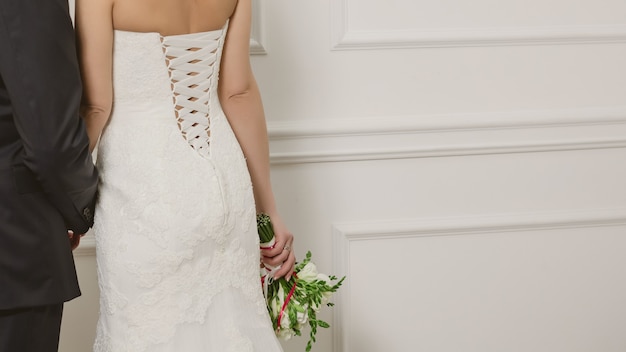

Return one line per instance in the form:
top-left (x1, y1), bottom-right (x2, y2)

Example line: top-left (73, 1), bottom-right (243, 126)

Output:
top-left (75, 0), bottom-right (295, 350)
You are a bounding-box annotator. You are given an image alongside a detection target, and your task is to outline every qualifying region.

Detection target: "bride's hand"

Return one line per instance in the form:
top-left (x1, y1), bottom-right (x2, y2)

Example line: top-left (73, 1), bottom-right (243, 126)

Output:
top-left (68, 230), bottom-right (83, 250)
top-left (261, 214), bottom-right (295, 280)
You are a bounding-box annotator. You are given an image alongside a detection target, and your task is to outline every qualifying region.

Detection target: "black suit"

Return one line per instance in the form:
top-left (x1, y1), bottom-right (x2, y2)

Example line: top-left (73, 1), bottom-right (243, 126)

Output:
top-left (0, 0), bottom-right (98, 350)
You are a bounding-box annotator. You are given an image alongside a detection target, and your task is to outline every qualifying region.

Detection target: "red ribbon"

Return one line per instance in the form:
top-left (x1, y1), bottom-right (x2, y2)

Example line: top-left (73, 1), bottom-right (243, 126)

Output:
top-left (276, 276), bottom-right (297, 331)
top-left (260, 238), bottom-right (276, 251)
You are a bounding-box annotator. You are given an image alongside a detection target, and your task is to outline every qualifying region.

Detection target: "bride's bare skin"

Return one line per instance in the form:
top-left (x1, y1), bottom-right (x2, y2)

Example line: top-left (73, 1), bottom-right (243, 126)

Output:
top-left (76, 0), bottom-right (295, 279)
top-left (112, 0), bottom-right (237, 35)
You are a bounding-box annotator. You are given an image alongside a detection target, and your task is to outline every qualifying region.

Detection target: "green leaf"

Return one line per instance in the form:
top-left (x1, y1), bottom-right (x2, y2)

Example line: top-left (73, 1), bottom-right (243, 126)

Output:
top-left (317, 320), bottom-right (330, 328)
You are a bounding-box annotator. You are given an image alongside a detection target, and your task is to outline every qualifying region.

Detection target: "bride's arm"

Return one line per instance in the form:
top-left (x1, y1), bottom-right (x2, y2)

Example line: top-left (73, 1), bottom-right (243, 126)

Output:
top-left (75, 0), bottom-right (114, 152)
top-left (219, 0), bottom-right (295, 280)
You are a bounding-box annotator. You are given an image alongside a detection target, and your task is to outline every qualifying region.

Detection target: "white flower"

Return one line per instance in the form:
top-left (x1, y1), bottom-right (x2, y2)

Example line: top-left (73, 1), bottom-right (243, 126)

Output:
top-left (321, 290), bottom-right (334, 306)
top-left (297, 262), bottom-right (319, 282)
top-left (316, 273), bottom-right (330, 284)
top-left (313, 273), bottom-right (336, 305)
top-left (269, 296), bottom-right (281, 319)
top-left (280, 309), bottom-right (291, 330)
top-left (296, 303), bottom-right (309, 325)
top-left (274, 286), bottom-right (286, 307)
top-left (276, 327), bottom-right (295, 340)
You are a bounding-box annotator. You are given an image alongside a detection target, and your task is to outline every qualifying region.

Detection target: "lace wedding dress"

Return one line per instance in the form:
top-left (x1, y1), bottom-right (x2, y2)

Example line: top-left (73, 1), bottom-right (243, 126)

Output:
top-left (92, 22), bottom-right (283, 351)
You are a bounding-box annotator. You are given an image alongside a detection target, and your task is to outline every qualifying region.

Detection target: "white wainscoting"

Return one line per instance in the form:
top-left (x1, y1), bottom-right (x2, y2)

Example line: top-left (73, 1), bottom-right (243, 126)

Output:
top-left (250, 0), bottom-right (267, 54)
top-left (332, 209), bottom-right (626, 351)
top-left (331, 0), bottom-right (626, 50)
top-left (267, 107), bottom-right (626, 164)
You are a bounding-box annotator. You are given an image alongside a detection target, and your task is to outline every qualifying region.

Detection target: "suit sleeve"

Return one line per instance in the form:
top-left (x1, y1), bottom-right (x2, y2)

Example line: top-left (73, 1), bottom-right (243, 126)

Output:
top-left (0, 0), bottom-right (98, 233)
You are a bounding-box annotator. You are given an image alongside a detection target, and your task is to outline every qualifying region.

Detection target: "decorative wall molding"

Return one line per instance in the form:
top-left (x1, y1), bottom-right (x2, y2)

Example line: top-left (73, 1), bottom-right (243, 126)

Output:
top-left (74, 234), bottom-right (96, 257)
top-left (268, 107), bottom-right (626, 138)
top-left (267, 107), bottom-right (626, 164)
top-left (331, 0), bottom-right (626, 50)
top-left (331, 207), bottom-right (626, 351)
top-left (250, 0), bottom-right (266, 54)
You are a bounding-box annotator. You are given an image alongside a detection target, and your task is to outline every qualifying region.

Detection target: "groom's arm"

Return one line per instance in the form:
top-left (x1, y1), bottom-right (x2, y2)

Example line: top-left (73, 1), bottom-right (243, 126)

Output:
top-left (0, 0), bottom-right (98, 234)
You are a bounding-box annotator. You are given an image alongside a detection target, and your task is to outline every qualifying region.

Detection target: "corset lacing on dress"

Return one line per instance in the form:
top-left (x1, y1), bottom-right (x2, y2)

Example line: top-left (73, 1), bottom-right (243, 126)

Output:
top-left (161, 26), bottom-right (227, 159)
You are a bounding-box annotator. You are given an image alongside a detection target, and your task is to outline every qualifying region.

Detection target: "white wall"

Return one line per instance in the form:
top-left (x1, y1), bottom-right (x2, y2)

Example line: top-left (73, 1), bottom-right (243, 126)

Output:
top-left (62, 0), bottom-right (626, 351)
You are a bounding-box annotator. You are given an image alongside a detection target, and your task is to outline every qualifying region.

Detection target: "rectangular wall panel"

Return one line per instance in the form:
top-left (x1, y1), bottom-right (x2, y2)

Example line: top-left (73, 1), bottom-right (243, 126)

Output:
top-left (333, 0), bottom-right (626, 49)
top-left (333, 214), bottom-right (626, 351)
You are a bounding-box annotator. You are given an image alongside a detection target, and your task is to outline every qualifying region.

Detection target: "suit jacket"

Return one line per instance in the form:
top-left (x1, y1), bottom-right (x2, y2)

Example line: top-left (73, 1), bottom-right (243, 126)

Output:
top-left (0, 0), bottom-right (99, 309)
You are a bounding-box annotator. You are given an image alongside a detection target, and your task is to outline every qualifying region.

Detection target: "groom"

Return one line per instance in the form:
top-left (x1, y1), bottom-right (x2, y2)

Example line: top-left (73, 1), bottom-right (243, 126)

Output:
top-left (0, 0), bottom-right (99, 351)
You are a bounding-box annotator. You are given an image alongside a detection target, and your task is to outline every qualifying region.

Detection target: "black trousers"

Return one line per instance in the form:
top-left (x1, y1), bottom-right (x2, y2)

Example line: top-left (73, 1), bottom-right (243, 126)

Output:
top-left (0, 303), bottom-right (64, 352)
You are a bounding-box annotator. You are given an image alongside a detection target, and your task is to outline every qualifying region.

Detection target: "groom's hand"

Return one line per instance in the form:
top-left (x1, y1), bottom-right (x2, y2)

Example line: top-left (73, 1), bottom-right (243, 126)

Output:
top-left (67, 230), bottom-right (84, 250)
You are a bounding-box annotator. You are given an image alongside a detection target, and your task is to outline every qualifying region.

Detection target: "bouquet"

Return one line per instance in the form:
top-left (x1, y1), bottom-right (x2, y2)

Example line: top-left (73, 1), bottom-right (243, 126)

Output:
top-left (257, 213), bottom-right (345, 352)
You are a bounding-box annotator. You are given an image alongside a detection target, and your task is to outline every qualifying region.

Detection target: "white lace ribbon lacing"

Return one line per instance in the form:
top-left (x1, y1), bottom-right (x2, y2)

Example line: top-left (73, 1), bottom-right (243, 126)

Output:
top-left (161, 29), bottom-right (226, 158)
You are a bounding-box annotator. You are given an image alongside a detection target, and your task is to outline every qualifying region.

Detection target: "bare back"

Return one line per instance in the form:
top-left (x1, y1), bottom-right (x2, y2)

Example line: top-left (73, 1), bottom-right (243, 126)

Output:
top-left (112, 0), bottom-right (238, 36)
top-left (76, 0), bottom-right (258, 152)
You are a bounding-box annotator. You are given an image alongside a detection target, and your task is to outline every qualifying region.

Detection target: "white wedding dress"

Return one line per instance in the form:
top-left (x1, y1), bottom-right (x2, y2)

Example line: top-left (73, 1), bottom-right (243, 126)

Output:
top-left (92, 22), bottom-right (283, 352)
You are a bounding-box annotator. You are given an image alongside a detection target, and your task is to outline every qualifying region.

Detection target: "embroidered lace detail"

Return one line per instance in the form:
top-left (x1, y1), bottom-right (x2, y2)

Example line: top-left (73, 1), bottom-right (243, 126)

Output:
top-left (161, 28), bottom-right (227, 159)
top-left (94, 21), bottom-right (282, 352)
top-left (226, 322), bottom-right (254, 352)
